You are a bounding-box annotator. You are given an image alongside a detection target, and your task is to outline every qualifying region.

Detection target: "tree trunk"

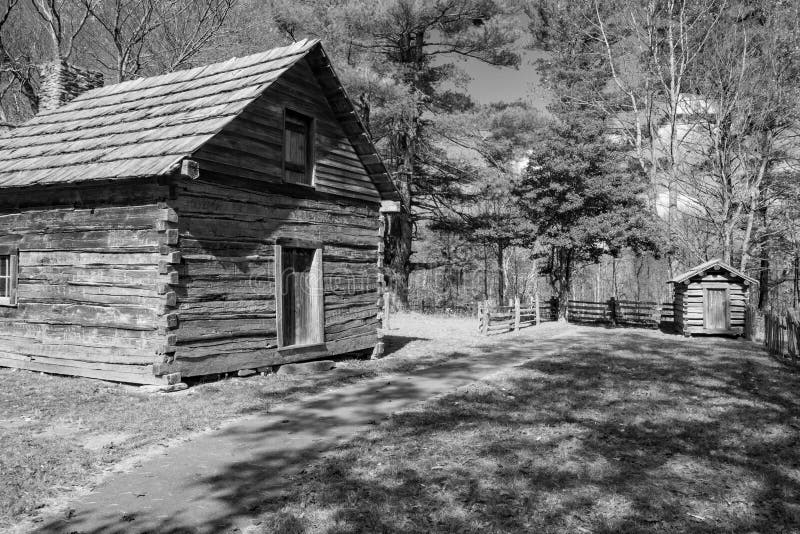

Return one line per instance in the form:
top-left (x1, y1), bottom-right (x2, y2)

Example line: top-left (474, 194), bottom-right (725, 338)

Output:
top-left (740, 142), bottom-right (771, 272)
top-left (722, 223), bottom-right (733, 265)
top-left (794, 254), bottom-right (799, 309)
top-left (758, 253), bottom-right (770, 310)
top-left (382, 30), bottom-right (427, 308)
top-left (595, 265), bottom-right (600, 302)
top-left (482, 242), bottom-right (488, 300)
top-left (496, 243), bottom-right (505, 306)
top-left (612, 256), bottom-right (618, 298)
top-left (549, 247), bottom-right (573, 320)
top-left (757, 206), bottom-right (770, 310)
top-left (740, 205), bottom-right (756, 273)
top-left (386, 207), bottom-right (412, 309)
top-left (385, 118), bottom-right (416, 308)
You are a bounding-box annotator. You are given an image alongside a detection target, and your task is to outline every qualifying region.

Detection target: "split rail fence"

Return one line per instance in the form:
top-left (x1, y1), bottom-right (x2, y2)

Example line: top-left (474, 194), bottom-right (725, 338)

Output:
top-left (478, 296), bottom-right (556, 335)
top-left (478, 297), bottom-right (674, 335)
top-left (567, 298), bottom-right (674, 329)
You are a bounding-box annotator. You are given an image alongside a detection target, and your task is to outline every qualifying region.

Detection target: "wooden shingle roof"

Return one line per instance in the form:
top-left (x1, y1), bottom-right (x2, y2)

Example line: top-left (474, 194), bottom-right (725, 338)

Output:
top-left (0, 39), bottom-right (398, 201)
top-left (670, 258), bottom-right (758, 285)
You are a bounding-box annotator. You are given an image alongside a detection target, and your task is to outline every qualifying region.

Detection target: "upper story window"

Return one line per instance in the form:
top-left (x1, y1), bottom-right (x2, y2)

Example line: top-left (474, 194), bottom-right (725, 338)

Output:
top-left (283, 109), bottom-right (314, 186)
top-left (0, 247), bottom-right (18, 306)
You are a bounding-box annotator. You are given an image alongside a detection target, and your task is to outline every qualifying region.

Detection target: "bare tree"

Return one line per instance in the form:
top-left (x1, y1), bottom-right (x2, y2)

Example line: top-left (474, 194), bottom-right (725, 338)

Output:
top-left (82, 0), bottom-right (163, 82)
top-left (30, 0), bottom-right (91, 59)
top-left (674, 1), bottom-right (800, 281)
top-left (83, 0), bottom-right (235, 82)
top-left (147, 0), bottom-right (236, 73)
top-left (0, 0), bottom-right (29, 121)
top-left (593, 0), bottom-right (725, 275)
top-left (0, 0), bottom-right (90, 118)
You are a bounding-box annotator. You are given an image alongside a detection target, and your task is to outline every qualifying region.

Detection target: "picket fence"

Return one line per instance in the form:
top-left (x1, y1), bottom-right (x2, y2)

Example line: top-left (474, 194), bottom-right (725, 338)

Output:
top-left (762, 308), bottom-right (800, 364)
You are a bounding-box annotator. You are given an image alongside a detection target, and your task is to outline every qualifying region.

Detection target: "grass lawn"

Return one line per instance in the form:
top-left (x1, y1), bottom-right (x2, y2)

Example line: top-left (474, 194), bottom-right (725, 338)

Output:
top-left (254, 329), bottom-right (800, 533)
top-left (0, 312), bottom-right (510, 530)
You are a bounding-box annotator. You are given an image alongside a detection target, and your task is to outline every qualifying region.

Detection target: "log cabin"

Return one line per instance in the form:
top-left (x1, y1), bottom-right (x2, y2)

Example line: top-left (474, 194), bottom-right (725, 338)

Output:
top-left (670, 259), bottom-right (757, 337)
top-left (0, 39), bottom-right (399, 385)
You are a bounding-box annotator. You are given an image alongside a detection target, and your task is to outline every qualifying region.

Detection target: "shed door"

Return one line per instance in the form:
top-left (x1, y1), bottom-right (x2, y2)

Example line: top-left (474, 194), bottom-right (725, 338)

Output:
top-left (704, 288), bottom-right (729, 330)
top-left (281, 247), bottom-right (316, 346)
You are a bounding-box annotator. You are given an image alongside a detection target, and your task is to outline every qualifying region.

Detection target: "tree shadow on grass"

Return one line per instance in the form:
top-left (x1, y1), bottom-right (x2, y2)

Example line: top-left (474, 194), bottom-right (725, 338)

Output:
top-left (199, 336), bottom-right (431, 420)
top-left (267, 332), bottom-right (800, 533)
top-left (35, 328), bottom-right (800, 533)
top-left (382, 334), bottom-right (428, 358)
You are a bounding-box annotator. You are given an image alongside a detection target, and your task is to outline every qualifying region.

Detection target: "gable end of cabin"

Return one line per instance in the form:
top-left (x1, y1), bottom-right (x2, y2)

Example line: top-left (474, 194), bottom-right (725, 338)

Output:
top-left (150, 57), bottom-right (386, 379)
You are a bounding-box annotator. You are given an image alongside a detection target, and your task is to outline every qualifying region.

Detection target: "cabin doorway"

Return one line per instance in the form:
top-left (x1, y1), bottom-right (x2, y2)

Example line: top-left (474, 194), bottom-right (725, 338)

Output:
top-left (704, 288), bottom-right (729, 331)
top-left (277, 245), bottom-right (323, 347)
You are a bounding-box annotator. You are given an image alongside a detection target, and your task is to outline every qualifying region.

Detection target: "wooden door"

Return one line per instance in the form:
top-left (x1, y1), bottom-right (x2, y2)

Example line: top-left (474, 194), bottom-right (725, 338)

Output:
top-left (704, 288), bottom-right (729, 331)
top-left (281, 247), bottom-right (316, 346)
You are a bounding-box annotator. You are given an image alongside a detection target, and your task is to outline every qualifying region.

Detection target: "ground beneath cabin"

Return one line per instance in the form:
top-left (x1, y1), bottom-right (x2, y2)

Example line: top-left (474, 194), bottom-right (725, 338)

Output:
top-left (2, 315), bottom-right (799, 533)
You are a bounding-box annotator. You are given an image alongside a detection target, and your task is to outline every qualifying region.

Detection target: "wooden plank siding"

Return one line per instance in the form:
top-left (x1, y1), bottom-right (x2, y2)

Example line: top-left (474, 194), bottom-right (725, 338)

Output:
top-left (192, 58), bottom-right (381, 204)
top-left (0, 182), bottom-right (170, 384)
top-left (157, 177), bottom-right (381, 377)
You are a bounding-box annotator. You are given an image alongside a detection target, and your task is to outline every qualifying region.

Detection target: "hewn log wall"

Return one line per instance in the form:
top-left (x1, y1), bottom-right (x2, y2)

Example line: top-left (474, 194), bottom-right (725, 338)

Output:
top-left (155, 55), bottom-right (384, 377)
top-left (673, 288), bottom-right (685, 334)
top-left (154, 177), bottom-right (380, 377)
top-left (674, 273), bottom-right (748, 335)
top-left (0, 182), bottom-right (168, 383)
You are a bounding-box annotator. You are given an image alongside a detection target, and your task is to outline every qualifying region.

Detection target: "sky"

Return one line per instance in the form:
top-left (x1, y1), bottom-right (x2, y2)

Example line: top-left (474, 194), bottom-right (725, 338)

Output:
top-left (438, 47), bottom-right (551, 167)
top-left (455, 48), bottom-right (552, 110)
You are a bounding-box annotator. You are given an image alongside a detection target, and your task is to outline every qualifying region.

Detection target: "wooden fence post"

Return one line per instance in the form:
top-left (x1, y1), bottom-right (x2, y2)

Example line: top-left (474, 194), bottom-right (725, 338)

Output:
top-left (382, 291), bottom-right (391, 330)
top-left (608, 297), bottom-right (617, 326)
top-left (514, 296), bottom-right (521, 333)
top-left (535, 293), bottom-right (541, 325)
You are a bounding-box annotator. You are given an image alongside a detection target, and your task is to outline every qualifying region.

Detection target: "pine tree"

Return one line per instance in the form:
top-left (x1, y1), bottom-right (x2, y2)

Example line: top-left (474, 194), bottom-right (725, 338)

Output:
top-left (515, 112), bottom-right (660, 316)
top-left (264, 0), bottom-right (522, 306)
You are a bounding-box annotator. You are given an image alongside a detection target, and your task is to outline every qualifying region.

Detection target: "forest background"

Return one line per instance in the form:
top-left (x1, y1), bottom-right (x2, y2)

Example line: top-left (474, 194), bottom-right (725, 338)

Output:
top-left (2, 0), bottom-right (799, 316)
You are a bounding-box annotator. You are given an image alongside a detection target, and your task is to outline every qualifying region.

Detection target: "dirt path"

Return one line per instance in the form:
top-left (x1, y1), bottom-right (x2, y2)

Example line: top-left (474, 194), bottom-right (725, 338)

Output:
top-left (27, 321), bottom-right (790, 534)
top-left (34, 323), bottom-right (574, 533)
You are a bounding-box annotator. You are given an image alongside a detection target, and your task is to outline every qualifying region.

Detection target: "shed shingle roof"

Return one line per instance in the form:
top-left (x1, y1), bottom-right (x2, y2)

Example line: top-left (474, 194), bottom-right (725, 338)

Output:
top-left (670, 258), bottom-right (758, 285)
top-left (0, 39), bottom-right (397, 200)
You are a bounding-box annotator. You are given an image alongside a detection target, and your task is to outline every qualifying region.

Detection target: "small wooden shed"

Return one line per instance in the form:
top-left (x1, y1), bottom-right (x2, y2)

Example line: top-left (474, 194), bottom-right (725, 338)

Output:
top-left (0, 39), bottom-right (398, 384)
top-left (670, 259), bottom-right (757, 336)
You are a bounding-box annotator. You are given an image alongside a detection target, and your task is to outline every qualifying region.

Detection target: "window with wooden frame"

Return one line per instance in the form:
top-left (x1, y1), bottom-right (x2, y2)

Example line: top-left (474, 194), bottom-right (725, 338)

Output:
top-left (0, 246), bottom-right (19, 306)
top-left (275, 240), bottom-right (324, 348)
top-left (283, 109), bottom-right (315, 186)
